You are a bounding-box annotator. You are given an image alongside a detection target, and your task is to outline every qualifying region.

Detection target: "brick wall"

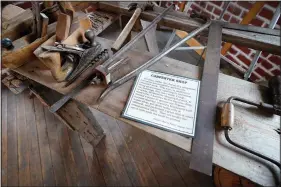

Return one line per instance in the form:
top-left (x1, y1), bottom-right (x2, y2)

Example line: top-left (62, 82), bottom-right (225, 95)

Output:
top-left (187, 1), bottom-right (281, 82)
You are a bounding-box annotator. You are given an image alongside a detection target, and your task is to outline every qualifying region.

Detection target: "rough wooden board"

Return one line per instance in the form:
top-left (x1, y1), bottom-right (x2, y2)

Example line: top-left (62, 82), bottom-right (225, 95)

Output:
top-left (2, 4), bottom-right (25, 22)
top-left (140, 20), bottom-right (159, 54)
top-left (14, 37), bottom-right (280, 186)
top-left (97, 2), bottom-right (280, 55)
top-left (2, 9), bottom-right (33, 41)
top-left (214, 75), bottom-right (280, 186)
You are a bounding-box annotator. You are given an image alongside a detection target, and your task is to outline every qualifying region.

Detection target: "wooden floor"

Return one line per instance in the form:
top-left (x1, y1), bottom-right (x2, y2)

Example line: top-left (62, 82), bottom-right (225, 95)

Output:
top-left (1, 88), bottom-right (214, 186)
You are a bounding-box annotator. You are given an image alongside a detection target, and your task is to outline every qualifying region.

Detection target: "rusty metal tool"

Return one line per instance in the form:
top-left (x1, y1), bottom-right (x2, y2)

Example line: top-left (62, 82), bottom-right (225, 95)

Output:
top-left (98, 21), bottom-right (211, 101)
top-left (87, 4), bottom-right (173, 87)
top-left (221, 75), bottom-right (281, 171)
top-left (111, 2), bottom-right (154, 52)
top-left (48, 51), bottom-right (109, 113)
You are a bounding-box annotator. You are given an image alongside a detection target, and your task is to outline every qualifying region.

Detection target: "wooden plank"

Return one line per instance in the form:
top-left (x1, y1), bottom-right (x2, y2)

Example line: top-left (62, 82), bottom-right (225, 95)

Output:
top-left (97, 2), bottom-right (280, 54)
top-left (189, 22), bottom-right (222, 175)
top-left (13, 37), bottom-right (280, 185)
top-left (113, 119), bottom-right (159, 186)
top-left (33, 99), bottom-right (56, 186)
top-left (80, 137), bottom-right (106, 186)
top-left (43, 107), bottom-right (68, 186)
top-left (7, 90), bottom-right (19, 186)
top-left (23, 92), bottom-right (43, 186)
top-left (93, 111), bottom-right (133, 186)
top-left (117, 117), bottom-right (175, 186)
top-left (162, 141), bottom-right (214, 187)
top-left (17, 93), bottom-right (31, 186)
top-left (103, 112), bottom-right (148, 186)
top-left (2, 4), bottom-right (25, 21)
top-left (56, 119), bottom-right (78, 186)
top-left (145, 133), bottom-right (186, 187)
top-left (67, 129), bottom-right (93, 186)
top-left (140, 20), bottom-right (159, 54)
top-left (1, 89), bottom-right (8, 186)
top-left (117, 121), bottom-right (159, 186)
top-left (214, 73), bottom-right (280, 186)
top-left (2, 9), bottom-right (33, 40)
top-left (221, 2), bottom-right (265, 55)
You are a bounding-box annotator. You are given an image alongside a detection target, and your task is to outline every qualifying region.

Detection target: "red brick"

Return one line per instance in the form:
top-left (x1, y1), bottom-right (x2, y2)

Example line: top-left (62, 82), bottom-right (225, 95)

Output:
top-left (206, 5), bottom-right (213, 12)
top-left (223, 13), bottom-right (230, 21)
top-left (200, 2), bottom-right (207, 8)
top-left (191, 4), bottom-right (201, 12)
top-left (261, 52), bottom-right (270, 58)
top-left (212, 1), bottom-right (222, 7)
top-left (227, 4), bottom-right (242, 16)
top-left (255, 67), bottom-right (267, 76)
top-left (228, 47), bottom-right (237, 55)
top-left (267, 1), bottom-right (279, 8)
top-left (214, 8), bottom-right (222, 16)
top-left (201, 11), bottom-right (211, 18)
top-left (259, 7), bottom-right (274, 20)
top-left (269, 55), bottom-right (281, 66)
top-left (271, 69), bottom-right (281, 76)
top-left (250, 73), bottom-right (259, 81)
top-left (236, 46), bottom-right (251, 55)
top-left (230, 17), bottom-right (240, 23)
top-left (237, 54), bottom-right (251, 65)
top-left (238, 1), bottom-right (253, 9)
top-left (226, 54), bottom-right (239, 65)
top-left (250, 18), bottom-right (264, 27)
top-left (260, 59), bottom-right (274, 70)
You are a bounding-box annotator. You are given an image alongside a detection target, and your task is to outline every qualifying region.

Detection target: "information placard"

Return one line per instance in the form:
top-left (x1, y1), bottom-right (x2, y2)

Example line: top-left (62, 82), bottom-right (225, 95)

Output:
top-left (122, 70), bottom-right (200, 137)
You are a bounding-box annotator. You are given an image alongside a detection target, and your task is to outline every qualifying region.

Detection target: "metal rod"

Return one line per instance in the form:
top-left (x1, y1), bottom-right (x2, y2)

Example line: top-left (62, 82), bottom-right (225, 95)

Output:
top-left (244, 2), bottom-right (280, 80)
top-left (224, 129), bottom-right (280, 169)
top-left (219, 2), bottom-right (230, 20)
top-left (163, 29), bottom-right (176, 51)
top-left (175, 46), bottom-right (206, 51)
top-left (98, 21), bottom-right (211, 101)
top-left (102, 4), bottom-right (174, 69)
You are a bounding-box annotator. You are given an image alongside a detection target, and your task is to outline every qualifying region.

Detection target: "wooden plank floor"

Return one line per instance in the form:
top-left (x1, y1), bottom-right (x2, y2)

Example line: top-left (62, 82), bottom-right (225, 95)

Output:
top-left (1, 88), bottom-right (214, 186)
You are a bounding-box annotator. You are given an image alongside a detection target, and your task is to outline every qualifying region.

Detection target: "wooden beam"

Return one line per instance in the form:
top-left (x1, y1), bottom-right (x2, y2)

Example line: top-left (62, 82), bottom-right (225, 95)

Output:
top-left (2, 9), bottom-right (34, 41)
top-left (97, 2), bottom-right (280, 55)
top-left (221, 2), bottom-right (265, 55)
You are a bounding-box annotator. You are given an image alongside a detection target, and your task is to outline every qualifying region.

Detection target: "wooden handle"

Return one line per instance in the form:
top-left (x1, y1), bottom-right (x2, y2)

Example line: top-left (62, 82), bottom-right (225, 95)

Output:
top-left (111, 7), bottom-right (142, 51)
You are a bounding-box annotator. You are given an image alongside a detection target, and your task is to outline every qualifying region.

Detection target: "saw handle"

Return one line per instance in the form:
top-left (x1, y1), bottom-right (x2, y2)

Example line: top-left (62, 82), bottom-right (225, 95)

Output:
top-left (111, 7), bottom-right (142, 52)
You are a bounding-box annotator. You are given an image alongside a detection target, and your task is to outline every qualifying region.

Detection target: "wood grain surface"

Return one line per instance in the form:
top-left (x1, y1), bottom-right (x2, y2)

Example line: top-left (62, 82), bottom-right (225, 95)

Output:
top-left (13, 37), bottom-right (280, 185)
top-left (2, 89), bottom-right (213, 186)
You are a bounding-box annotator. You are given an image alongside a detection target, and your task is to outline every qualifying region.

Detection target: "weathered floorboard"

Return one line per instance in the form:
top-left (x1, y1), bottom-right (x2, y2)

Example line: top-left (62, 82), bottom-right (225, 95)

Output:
top-left (1, 88), bottom-right (8, 186)
top-left (24, 92), bottom-right (43, 186)
top-left (33, 99), bottom-right (56, 186)
top-left (17, 93), bottom-right (31, 186)
top-left (3, 88), bottom-right (214, 186)
top-left (43, 107), bottom-right (68, 186)
top-left (7, 90), bottom-right (19, 186)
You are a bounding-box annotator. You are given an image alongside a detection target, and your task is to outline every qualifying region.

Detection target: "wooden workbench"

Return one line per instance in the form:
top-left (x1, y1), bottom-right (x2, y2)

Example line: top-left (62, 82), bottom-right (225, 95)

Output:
top-left (14, 37), bottom-right (280, 186)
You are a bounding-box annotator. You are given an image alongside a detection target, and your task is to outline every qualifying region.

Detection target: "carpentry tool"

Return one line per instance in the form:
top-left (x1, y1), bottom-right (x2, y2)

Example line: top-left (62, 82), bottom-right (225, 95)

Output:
top-left (221, 75), bottom-right (281, 171)
top-left (84, 4), bottom-right (173, 87)
top-left (64, 49), bottom-right (110, 87)
top-left (111, 2), bottom-right (154, 52)
top-left (244, 2), bottom-right (281, 80)
top-left (40, 13), bottom-right (49, 37)
top-left (98, 21), bottom-right (211, 101)
top-left (49, 50), bottom-right (109, 113)
top-left (42, 29), bottom-right (102, 83)
top-left (31, 2), bottom-right (42, 38)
